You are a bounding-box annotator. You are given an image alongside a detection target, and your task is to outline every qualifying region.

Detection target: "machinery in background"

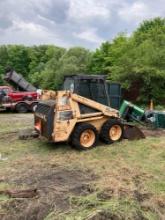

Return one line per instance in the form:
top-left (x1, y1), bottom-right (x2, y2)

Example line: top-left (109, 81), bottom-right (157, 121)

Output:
top-left (63, 75), bottom-right (165, 129)
top-left (63, 75), bottom-right (121, 110)
top-left (4, 69), bottom-right (37, 92)
top-left (0, 70), bottom-right (39, 113)
top-left (0, 85), bottom-right (38, 103)
top-left (119, 100), bottom-right (165, 129)
top-left (120, 100), bottom-right (145, 122)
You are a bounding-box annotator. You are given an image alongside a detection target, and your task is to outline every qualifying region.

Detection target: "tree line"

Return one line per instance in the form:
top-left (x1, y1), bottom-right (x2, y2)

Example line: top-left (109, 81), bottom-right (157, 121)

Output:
top-left (0, 17), bottom-right (165, 104)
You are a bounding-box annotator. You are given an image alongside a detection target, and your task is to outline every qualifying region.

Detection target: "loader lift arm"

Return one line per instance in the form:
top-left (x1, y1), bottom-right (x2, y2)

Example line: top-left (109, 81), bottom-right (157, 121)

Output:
top-left (72, 93), bottom-right (119, 118)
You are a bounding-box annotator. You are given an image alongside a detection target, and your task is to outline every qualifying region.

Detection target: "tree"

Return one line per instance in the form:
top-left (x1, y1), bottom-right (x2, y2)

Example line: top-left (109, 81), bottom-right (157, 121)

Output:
top-left (89, 41), bottom-right (112, 74)
top-left (90, 17), bottom-right (165, 103)
top-left (110, 17), bottom-right (165, 102)
top-left (0, 17), bottom-right (164, 104)
top-left (29, 45), bottom-right (66, 88)
top-left (0, 46), bottom-right (8, 84)
top-left (6, 45), bottom-right (30, 77)
top-left (40, 47), bottom-right (91, 89)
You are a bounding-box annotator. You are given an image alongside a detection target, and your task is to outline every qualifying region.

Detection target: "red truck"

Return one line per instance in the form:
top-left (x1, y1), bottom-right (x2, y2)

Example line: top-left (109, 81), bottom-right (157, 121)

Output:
top-left (0, 86), bottom-right (39, 113)
top-left (0, 70), bottom-right (40, 113)
top-left (0, 86), bottom-right (38, 102)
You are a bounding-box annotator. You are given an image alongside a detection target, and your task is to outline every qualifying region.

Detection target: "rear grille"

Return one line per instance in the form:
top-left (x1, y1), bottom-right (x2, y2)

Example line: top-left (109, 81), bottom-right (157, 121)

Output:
top-left (36, 103), bottom-right (51, 115)
top-left (35, 100), bottom-right (55, 139)
top-left (36, 100), bottom-right (56, 115)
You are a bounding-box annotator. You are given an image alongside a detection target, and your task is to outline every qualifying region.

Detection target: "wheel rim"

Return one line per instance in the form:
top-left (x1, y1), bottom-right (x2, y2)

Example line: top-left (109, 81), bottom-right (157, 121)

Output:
top-left (109, 125), bottom-right (122, 141)
top-left (80, 129), bottom-right (95, 148)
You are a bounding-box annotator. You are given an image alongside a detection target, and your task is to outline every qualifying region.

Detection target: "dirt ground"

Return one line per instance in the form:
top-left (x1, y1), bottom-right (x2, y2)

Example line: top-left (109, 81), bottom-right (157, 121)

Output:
top-left (1, 167), bottom-right (96, 220)
top-left (0, 114), bottom-right (165, 220)
top-left (142, 127), bottom-right (165, 137)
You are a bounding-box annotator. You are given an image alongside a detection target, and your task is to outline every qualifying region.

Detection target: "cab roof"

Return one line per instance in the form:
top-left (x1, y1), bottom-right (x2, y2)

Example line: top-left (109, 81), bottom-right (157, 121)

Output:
top-left (64, 74), bottom-right (106, 80)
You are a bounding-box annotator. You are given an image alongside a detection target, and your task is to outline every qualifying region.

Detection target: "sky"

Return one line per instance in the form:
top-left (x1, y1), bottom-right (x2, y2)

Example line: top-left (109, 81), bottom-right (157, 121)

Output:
top-left (0, 0), bottom-right (164, 49)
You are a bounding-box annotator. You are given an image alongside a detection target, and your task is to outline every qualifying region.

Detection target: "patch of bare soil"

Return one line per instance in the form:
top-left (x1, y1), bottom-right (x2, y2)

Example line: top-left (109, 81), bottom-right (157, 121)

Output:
top-left (1, 166), bottom-right (97, 220)
top-left (142, 127), bottom-right (165, 137)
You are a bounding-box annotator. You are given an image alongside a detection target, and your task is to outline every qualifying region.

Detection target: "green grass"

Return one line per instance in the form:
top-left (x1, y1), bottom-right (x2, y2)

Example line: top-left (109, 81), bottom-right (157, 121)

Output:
top-left (45, 194), bottom-right (157, 220)
top-left (0, 113), bottom-right (165, 220)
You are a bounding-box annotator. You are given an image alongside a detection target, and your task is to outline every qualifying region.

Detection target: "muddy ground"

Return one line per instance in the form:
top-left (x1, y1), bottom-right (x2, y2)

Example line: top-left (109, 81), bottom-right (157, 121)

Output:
top-left (1, 167), bottom-right (96, 220)
top-left (0, 114), bottom-right (165, 220)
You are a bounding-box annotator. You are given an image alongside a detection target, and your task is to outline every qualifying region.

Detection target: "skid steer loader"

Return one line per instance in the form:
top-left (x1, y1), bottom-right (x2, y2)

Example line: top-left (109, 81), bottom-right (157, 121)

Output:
top-left (34, 90), bottom-right (145, 150)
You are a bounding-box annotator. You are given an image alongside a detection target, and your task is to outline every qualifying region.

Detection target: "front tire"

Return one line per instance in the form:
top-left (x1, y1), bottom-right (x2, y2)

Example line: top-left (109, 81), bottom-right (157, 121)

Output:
top-left (31, 103), bottom-right (38, 112)
top-left (100, 118), bottom-right (123, 144)
top-left (71, 123), bottom-right (98, 150)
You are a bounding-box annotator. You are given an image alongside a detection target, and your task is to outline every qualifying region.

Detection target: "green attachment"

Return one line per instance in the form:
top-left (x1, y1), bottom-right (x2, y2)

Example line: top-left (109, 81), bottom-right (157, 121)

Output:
top-left (153, 111), bottom-right (165, 128)
top-left (119, 100), bottom-right (145, 122)
top-left (119, 100), bottom-right (129, 116)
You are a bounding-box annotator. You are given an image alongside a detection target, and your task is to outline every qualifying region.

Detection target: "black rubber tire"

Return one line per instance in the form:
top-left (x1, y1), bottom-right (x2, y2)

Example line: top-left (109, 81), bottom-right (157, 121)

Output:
top-left (71, 123), bottom-right (98, 150)
top-left (31, 103), bottom-right (38, 112)
top-left (100, 118), bottom-right (124, 144)
top-left (16, 103), bottom-right (29, 113)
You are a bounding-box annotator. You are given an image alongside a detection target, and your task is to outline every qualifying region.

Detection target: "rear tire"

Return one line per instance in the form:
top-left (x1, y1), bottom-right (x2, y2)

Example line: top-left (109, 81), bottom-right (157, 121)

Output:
top-left (71, 123), bottom-right (98, 150)
top-left (100, 118), bottom-right (123, 144)
top-left (16, 103), bottom-right (28, 113)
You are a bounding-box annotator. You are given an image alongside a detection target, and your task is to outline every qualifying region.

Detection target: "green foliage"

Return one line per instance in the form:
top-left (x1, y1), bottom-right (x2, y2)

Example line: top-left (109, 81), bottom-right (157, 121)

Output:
top-left (28, 45), bottom-right (66, 88)
top-left (6, 45), bottom-right (30, 77)
top-left (37, 47), bottom-right (91, 90)
top-left (89, 41), bottom-right (112, 74)
top-left (0, 17), bottom-right (164, 103)
top-left (90, 17), bottom-right (165, 103)
top-left (0, 46), bottom-right (8, 84)
top-left (0, 45), bottom-right (90, 90)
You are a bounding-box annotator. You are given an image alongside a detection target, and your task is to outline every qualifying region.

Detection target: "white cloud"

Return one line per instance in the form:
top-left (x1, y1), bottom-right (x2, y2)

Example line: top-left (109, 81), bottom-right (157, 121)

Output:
top-left (74, 28), bottom-right (104, 44)
top-left (12, 20), bottom-right (47, 37)
top-left (0, 18), bottom-right (71, 47)
top-left (0, 0), bottom-right (164, 48)
top-left (68, 0), bottom-right (111, 22)
top-left (118, 1), bottom-right (158, 24)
